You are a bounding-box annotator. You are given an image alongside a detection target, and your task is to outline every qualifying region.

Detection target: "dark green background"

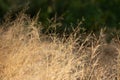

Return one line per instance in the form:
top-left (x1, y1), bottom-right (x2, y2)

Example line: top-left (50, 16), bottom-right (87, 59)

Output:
top-left (0, 0), bottom-right (120, 31)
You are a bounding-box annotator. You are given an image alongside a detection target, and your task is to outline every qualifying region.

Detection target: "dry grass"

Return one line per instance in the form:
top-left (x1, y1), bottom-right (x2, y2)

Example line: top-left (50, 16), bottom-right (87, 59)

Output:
top-left (0, 13), bottom-right (120, 80)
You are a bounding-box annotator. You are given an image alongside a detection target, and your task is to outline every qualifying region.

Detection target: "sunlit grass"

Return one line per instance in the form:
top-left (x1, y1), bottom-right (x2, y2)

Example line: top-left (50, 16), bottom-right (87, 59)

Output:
top-left (0, 13), bottom-right (120, 80)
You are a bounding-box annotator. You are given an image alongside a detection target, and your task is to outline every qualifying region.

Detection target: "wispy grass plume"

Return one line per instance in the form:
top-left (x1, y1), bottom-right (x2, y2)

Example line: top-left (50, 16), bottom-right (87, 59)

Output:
top-left (0, 13), bottom-right (120, 80)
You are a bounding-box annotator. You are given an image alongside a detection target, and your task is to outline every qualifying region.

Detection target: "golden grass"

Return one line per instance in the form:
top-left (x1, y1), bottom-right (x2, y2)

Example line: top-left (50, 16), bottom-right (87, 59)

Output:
top-left (0, 13), bottom-right (120, 80)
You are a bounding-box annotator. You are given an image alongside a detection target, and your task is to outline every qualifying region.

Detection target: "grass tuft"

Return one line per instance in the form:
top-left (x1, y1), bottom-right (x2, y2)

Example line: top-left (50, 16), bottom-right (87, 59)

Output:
top-left (0, 13), bottom-right (120, 80)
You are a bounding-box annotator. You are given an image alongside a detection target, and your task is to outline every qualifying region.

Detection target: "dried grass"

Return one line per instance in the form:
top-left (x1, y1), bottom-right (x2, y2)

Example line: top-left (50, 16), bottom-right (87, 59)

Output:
top-left (0, 13), bottom-right (120, 80)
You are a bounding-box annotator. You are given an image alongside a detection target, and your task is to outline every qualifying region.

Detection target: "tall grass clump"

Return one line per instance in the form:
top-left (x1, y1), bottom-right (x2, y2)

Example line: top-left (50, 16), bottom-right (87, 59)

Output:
top-left (0, 12), bottom-right (120, 80)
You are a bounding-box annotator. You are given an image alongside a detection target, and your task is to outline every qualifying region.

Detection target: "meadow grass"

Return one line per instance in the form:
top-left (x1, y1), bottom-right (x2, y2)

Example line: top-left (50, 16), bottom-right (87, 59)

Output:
top-left (0, 13), bottom-right (120, 80)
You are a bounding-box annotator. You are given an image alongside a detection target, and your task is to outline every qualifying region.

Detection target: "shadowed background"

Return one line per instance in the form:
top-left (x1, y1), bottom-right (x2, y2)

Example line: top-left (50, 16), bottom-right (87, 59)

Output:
top-left (0, 0), bottom-right (120, 31)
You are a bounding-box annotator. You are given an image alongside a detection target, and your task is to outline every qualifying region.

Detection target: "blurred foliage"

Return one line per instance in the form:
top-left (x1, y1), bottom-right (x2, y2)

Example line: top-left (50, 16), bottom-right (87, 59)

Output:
top-left (0, 0), bottom-right (120, 31)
